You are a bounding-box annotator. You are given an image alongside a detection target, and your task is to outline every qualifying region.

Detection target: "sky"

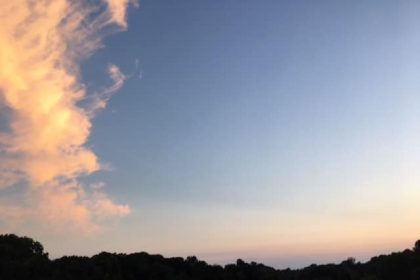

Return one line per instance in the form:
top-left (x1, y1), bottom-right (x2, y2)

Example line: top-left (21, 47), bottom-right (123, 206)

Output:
top-left (2, 0), bottom-right (420, 269)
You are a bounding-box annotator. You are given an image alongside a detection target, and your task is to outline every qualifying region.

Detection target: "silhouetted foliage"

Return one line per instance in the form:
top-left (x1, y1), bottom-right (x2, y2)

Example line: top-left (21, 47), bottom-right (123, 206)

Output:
top-left (0, 234), bottom-right (49, 280)
top-left (1, 234), bottom-right (420, 279)
top-left (414, 240), bottom-right (420, 253)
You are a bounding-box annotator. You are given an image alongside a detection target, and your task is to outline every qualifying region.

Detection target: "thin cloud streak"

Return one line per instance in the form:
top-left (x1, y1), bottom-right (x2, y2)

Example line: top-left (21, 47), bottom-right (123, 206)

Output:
top-left (88, 64), bottom-right (127, 116)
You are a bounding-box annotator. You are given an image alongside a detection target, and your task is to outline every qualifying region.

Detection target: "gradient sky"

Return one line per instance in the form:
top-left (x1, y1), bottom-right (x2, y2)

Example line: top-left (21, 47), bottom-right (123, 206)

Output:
top-left (4, 0), bottom-right (420, 269)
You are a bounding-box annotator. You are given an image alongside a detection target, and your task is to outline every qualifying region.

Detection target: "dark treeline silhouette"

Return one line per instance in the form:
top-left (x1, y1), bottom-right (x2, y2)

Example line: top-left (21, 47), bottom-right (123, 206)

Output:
top-left (1, 234), bottom-right (420, 279)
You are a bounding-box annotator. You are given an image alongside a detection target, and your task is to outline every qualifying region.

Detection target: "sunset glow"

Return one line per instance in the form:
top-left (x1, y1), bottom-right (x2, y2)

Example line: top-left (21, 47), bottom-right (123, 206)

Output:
top-left (1, 0), bottom-right (420, 269)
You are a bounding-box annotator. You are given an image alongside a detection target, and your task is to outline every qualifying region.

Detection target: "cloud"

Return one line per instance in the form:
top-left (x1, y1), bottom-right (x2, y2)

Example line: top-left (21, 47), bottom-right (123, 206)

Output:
top-left (33, 180), bottom-right (130, 233)
top-left (0, 0), bottom-right (136, 233)
top-left (88, 64), bottom-right (127, 115)
top-left (0, 169), bottom-right (21, 189)
top-left (105, 0), bottom-right (139, 29)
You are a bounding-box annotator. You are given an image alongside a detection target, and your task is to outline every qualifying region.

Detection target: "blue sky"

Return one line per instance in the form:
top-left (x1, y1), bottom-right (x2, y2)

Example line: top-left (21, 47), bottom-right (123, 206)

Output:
top-left (9, 0), bottom-right (420, 268)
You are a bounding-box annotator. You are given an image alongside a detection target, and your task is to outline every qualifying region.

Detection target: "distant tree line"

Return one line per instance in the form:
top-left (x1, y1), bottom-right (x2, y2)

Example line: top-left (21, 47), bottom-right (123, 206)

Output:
top-left (1, 234), bottom-right (420, 279)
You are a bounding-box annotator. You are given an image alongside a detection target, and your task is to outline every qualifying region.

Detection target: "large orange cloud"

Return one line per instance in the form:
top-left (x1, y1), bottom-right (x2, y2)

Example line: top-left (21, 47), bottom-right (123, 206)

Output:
top-left (0, 0), bottom-right (136, 233)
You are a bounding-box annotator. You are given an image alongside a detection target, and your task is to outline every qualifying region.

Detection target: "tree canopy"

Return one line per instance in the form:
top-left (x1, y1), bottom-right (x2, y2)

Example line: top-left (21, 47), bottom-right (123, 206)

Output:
top-left (0, 234), bottom-right (420, 280)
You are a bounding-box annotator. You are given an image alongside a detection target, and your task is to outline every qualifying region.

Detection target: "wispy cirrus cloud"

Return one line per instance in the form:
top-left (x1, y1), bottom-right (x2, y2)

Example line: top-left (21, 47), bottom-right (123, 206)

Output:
top-left (0, 0), bottom-right (136, 233)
